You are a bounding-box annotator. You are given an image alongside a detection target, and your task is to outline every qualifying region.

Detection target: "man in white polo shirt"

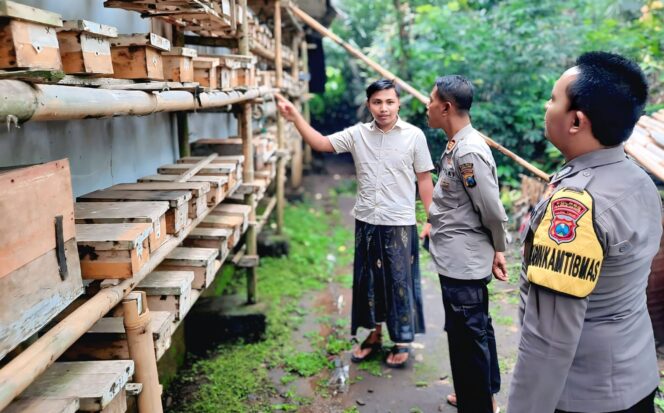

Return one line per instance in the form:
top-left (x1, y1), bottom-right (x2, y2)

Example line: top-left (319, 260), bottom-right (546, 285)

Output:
top-left (275, 79), bottom-right (434, 367)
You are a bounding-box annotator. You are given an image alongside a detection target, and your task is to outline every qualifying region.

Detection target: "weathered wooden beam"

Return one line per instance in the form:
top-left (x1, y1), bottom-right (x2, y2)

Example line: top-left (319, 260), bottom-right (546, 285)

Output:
top-left (184, 35), bottom-right (238, 48)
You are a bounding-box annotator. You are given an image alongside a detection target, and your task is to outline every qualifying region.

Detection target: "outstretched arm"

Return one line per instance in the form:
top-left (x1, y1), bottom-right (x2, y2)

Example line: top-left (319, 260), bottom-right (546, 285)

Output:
top-left (275, 93), bottom-right (335, 153)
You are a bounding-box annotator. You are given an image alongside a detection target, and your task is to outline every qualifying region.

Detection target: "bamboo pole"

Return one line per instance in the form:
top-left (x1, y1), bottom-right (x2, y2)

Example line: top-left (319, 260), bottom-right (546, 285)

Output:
top-left (287, 3), bottom-right (551, 182)
top-left (240, 0), bottom-right (258, 303)
top-left (275, 0), bottom-right (286, 234)
top-left (122, 292), bottom-right (163, 413)
top-left (301, 40), bottom-right (312, 165)
top-left (0, 80), bottom-right (273, 123)
top-left (290, 34), bottom-right (303, 188)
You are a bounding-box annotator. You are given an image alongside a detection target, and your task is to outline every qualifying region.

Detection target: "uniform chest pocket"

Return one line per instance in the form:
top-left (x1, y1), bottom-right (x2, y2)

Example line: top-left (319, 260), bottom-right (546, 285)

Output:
top-left (607, 240), bottom-right (632, 257)
top-left (436, 176), bottom-right (460, 208)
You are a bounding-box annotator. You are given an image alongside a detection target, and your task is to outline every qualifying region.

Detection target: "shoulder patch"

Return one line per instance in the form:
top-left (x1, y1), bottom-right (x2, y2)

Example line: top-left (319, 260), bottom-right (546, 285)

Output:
top-left (527, 188), bottom-right (604, 298)
top-left (459, 162), bottom-right (476, 188)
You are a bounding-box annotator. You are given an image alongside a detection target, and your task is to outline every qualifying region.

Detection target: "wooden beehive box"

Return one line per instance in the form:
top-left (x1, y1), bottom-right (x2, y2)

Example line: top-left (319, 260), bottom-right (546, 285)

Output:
top-left (17, 360), bottom-right (134, 412)
top-left (157, 247), bottom-right (219, 290)
top-left (198, 214), bottom-right (243, 249)
top-left (0, 159), bottom-right (83, 361)
top-left (56, 20), bottom-right (116, 75)
top-left (211, 203), bottom-right (251, 233)
top-left (75, 201), bottom-right (169, 253)
top-left (162, 46), bottom-right (196, 82)
top-left (109, 181), bottom-right (210, 220)
top-left (183, 227), bottom-right (230, 263)
top-left (76, 223), bottom-right (152, 279)
top-left (177, 155), bottom-right (244, 187)
top-left (110, 33), bottom-right (170, 80)
top-left (62, 312), bottom-right (174, 362)
top-left (218, 54), bottom-right (256, 88)
top-left (157, 162), bottom-right (238, 192)
top-left (137, 270), bottom-right (194, 321)
top-left (0, 0), bottom-right (63, 70)
top-left (193, 56), bottom-right (219, 89)
top-left (78, 189), bottom-right (191, 235)
top-left (138, 174), bottom-right (228, 207)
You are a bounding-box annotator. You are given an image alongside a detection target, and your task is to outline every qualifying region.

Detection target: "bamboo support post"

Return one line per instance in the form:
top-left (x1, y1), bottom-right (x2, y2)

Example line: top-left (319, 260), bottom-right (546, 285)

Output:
top-left (287, 3), bottom-right (551, 182)
top-left (122, 292), bottom-right (163, 413)
top-left (275, 0), bottom-right (286, 233)
top-left (290, 35), bottom-right (303, 188)
top-left (301, 40), bottom-right (312, 165)
top-left (240, 0), bottom-right (257, 303)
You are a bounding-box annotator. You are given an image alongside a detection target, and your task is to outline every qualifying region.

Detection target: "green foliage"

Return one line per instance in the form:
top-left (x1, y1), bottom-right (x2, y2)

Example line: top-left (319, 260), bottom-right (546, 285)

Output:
top-left (284, 352), bottom-right (332, 377)
top-left (314, 0), bottom-right (664, 184)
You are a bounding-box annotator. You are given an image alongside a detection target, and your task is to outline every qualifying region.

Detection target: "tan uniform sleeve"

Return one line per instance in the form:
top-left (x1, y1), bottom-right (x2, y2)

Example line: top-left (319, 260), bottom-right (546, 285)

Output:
top-left (457, 152), bottom-right (508, 252)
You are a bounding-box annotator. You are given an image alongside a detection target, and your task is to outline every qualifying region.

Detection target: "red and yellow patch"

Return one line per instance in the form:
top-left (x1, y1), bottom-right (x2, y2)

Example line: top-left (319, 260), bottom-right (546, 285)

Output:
top-left (446, 139), bottom-right (456, 152)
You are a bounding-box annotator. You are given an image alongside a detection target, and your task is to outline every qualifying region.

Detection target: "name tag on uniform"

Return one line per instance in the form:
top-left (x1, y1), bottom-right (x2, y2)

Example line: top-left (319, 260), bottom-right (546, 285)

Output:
top-left (527, 188), bottom-right (604, 298)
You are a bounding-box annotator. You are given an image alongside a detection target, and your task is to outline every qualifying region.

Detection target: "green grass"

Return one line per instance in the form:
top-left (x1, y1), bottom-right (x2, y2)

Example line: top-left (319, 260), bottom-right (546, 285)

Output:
top-left (358, 357), bottom-right (384, 377)
top-left (169, 202), bottom-right (355, 413)
top-left (284, 352), bottom-right (331, 377)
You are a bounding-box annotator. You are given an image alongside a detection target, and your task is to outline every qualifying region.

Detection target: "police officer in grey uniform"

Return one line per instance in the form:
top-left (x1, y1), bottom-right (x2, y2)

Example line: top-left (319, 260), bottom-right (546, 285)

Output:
top-left (508, 52), bottom-right (661, 413)
top-left (422, 75), bottom-right (508, 413)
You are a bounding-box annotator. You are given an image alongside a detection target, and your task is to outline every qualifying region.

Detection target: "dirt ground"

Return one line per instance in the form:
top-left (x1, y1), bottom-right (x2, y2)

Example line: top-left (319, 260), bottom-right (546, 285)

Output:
top-left (268, 155), bottom-right (524, 413)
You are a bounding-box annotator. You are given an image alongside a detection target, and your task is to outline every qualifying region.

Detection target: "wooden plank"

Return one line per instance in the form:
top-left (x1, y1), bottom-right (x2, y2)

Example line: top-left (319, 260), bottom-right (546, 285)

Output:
top-left (0, 159), bottom-right (75, 279)
top-left (163, 46), bottom-right (197, 58)
top-left (75, 201), bottom-right (169, 252)
top-left (137, 270), bottom-right (194, 320)
top-left (212, 203), bottom-right (251, 232)
top-left (5, 398), bottom-right (79, 413)
top-left (75, 201), bottom-right (168, 223)
top-left (110, 33), bottom-right (170, 51)
top-left (137, 174), bottom-right (227, 206)
top-left (61, 20), bottom-right (117, 37)
top-left (0, 1), bottom-right (63, 26)
top-left (76, 223), bottom-right (152, 251)
top-left (0, 238), bottom-right (83, 360)
top-left (19, 361), bottom-right (134, 411)
top-left (157, 247), bottom-right (218, 290)
top-left (157, 163), bottom-right (235, 176)
top-left (78, 189), bottom-right (191, 207)
top-left (62, 312), bottom-right (174, 361)
top-left (198, 214), bottom-right (242, 248)
top-left (76, 223), bottom-right (152, 279)
top-left (99, 389), bottom-right (126, 413)
top-left (109, 182), bottom-right (210, 199)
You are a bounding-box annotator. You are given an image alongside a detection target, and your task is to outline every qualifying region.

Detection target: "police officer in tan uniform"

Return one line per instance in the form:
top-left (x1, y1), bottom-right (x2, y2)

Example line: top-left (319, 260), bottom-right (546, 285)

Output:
top-left (422, 75), bottom-right (508, 413)
top-left (508, 52), bottom-right (661, 413)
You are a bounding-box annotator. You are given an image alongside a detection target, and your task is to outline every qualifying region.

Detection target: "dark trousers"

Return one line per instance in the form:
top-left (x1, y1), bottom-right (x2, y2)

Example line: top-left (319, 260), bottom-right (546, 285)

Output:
top-left (555, 389), bottom-right (657, 413)
top-left (439, 274), bottom-right (500, 413)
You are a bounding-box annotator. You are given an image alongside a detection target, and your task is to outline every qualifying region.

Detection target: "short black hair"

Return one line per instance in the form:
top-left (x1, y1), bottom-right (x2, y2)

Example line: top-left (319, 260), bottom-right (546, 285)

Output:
top-left (435, 75), bottom-right (474, 113)
top-left (366, 79), bottom-right (400, 100)
top-left (567, 51), bottom-right (648, 146)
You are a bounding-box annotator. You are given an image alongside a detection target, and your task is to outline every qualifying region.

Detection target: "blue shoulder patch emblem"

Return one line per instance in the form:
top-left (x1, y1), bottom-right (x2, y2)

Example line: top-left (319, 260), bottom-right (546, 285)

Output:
top-left (459, 163), bottom-right (476, 188)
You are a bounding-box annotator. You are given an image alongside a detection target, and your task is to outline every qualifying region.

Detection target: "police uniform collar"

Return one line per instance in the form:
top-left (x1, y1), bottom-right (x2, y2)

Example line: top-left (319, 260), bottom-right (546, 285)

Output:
top-left (369, 116), bottom-right (405, 133)
top-left (445, 123), bottom-right (474, 153)
top-left (550, 145), bottom-right (627, 185)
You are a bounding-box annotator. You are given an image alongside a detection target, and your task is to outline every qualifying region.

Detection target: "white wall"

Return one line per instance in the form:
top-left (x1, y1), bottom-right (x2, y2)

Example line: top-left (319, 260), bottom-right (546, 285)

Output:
top-left (0, 0), bottom-right (237, 197)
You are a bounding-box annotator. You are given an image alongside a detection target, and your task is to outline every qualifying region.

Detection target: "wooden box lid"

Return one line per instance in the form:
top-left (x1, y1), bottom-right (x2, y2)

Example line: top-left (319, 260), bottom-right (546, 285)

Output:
top-left (76, 223), bottom-right (153, 251)
top-left (163, 47), bottom-right (197, 58)
top-left (111, 33), bottom-right (170, 51)
top-left (0, 0), bottom-right (62, 26)
top-left (60, 20), bottom-right (117, 37)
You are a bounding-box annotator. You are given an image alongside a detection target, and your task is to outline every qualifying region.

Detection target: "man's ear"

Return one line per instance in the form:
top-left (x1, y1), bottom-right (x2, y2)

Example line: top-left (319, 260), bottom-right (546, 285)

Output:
top-left (570, 110), bottom-right (588, 134)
